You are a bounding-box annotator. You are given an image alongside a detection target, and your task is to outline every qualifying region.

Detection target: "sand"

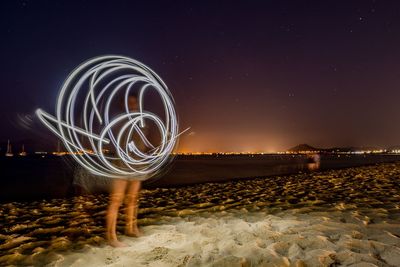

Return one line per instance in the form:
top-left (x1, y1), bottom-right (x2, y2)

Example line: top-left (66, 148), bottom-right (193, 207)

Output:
top-left (57, 208), bottom-right (400, 267)
top-left (1, 162), bottom-right (400, 266)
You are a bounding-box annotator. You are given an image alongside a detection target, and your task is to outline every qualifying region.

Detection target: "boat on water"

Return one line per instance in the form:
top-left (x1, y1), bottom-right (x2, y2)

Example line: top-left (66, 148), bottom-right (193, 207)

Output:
top-left (19, 144), bottom-right (27, 156)
top-left (5, 140), bottom-right (14, 157)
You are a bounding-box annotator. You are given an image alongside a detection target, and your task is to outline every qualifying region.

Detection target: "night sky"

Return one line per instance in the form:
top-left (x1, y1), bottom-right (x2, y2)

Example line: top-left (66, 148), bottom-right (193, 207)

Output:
top-left (2, 0), bottom-right (400, 153)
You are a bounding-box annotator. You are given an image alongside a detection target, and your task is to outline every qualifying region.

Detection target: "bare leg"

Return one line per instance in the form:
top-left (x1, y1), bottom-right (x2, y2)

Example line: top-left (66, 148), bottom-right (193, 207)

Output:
top-left (106, 179), bottom-right (128, 247)
top-left (124, 180), bottom-right (142, 237)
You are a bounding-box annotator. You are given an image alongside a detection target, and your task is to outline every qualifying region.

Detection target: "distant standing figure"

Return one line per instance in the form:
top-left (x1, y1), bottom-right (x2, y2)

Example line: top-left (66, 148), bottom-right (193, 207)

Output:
top-left (307, 153), bottom-right (321, 171)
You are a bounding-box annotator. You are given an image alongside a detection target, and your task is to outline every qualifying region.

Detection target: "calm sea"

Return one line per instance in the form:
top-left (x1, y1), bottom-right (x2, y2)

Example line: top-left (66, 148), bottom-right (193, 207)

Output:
top-left (1, 154), bottom-right (399, 201)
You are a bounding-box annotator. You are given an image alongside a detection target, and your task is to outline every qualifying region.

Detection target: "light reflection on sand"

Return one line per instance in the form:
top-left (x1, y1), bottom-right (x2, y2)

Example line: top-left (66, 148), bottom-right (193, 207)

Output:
top-left (60, 208), bottom-right (400, 267)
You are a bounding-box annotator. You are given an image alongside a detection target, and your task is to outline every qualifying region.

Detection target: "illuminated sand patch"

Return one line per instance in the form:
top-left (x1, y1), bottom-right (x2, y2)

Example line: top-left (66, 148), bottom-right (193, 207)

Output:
top-left (54, 207), bottom-right (400, 267)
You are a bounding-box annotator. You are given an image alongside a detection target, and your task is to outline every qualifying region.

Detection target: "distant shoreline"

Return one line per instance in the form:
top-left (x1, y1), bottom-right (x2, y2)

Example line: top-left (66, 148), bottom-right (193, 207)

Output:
top-left (1, 154), bottom-right (400, 202)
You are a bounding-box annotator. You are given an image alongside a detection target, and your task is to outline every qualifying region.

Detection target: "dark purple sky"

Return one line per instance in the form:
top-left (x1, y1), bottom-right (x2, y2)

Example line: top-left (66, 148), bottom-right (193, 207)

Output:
top-left (1, 0), bottom-right (400, 152)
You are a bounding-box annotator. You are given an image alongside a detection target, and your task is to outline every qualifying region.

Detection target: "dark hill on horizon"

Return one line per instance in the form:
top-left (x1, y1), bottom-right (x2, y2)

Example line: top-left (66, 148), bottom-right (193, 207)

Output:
top-left (288, 144), bottom-right (319, 152)
top-left (288, 144), bottom-right (383, 153)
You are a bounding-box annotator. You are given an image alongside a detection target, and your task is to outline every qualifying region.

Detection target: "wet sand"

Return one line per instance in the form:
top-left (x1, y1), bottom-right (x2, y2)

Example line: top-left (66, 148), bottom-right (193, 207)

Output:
top-left (1, 162), bottom-right (400, 266)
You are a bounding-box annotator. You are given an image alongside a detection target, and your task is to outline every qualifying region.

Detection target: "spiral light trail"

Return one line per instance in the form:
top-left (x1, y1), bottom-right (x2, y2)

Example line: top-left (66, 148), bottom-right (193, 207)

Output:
top-left (36, 55), bottom-right (185, 180)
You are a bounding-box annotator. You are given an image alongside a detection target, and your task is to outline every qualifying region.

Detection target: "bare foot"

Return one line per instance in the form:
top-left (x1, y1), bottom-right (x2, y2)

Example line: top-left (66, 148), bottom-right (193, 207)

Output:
top-left (125, 226), bottom-right (142, 237)
top-left (108, 239), bottom-right (128, 248)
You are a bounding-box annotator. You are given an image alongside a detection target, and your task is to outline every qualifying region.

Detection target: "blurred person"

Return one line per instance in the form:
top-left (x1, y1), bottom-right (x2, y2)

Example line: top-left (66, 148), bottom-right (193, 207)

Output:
top-left (106, 93), bottom-right (153, 247)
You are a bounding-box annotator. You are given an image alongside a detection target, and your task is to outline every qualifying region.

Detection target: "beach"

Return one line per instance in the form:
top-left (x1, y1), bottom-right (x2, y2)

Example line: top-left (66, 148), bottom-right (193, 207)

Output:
top-left (1, 162), bottom-right (400, 266)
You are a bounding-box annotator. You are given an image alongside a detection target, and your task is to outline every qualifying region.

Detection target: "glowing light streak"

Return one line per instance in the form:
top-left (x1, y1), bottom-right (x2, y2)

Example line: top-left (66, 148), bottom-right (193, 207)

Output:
top-left (36, 55), bottom-right (185, 180)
